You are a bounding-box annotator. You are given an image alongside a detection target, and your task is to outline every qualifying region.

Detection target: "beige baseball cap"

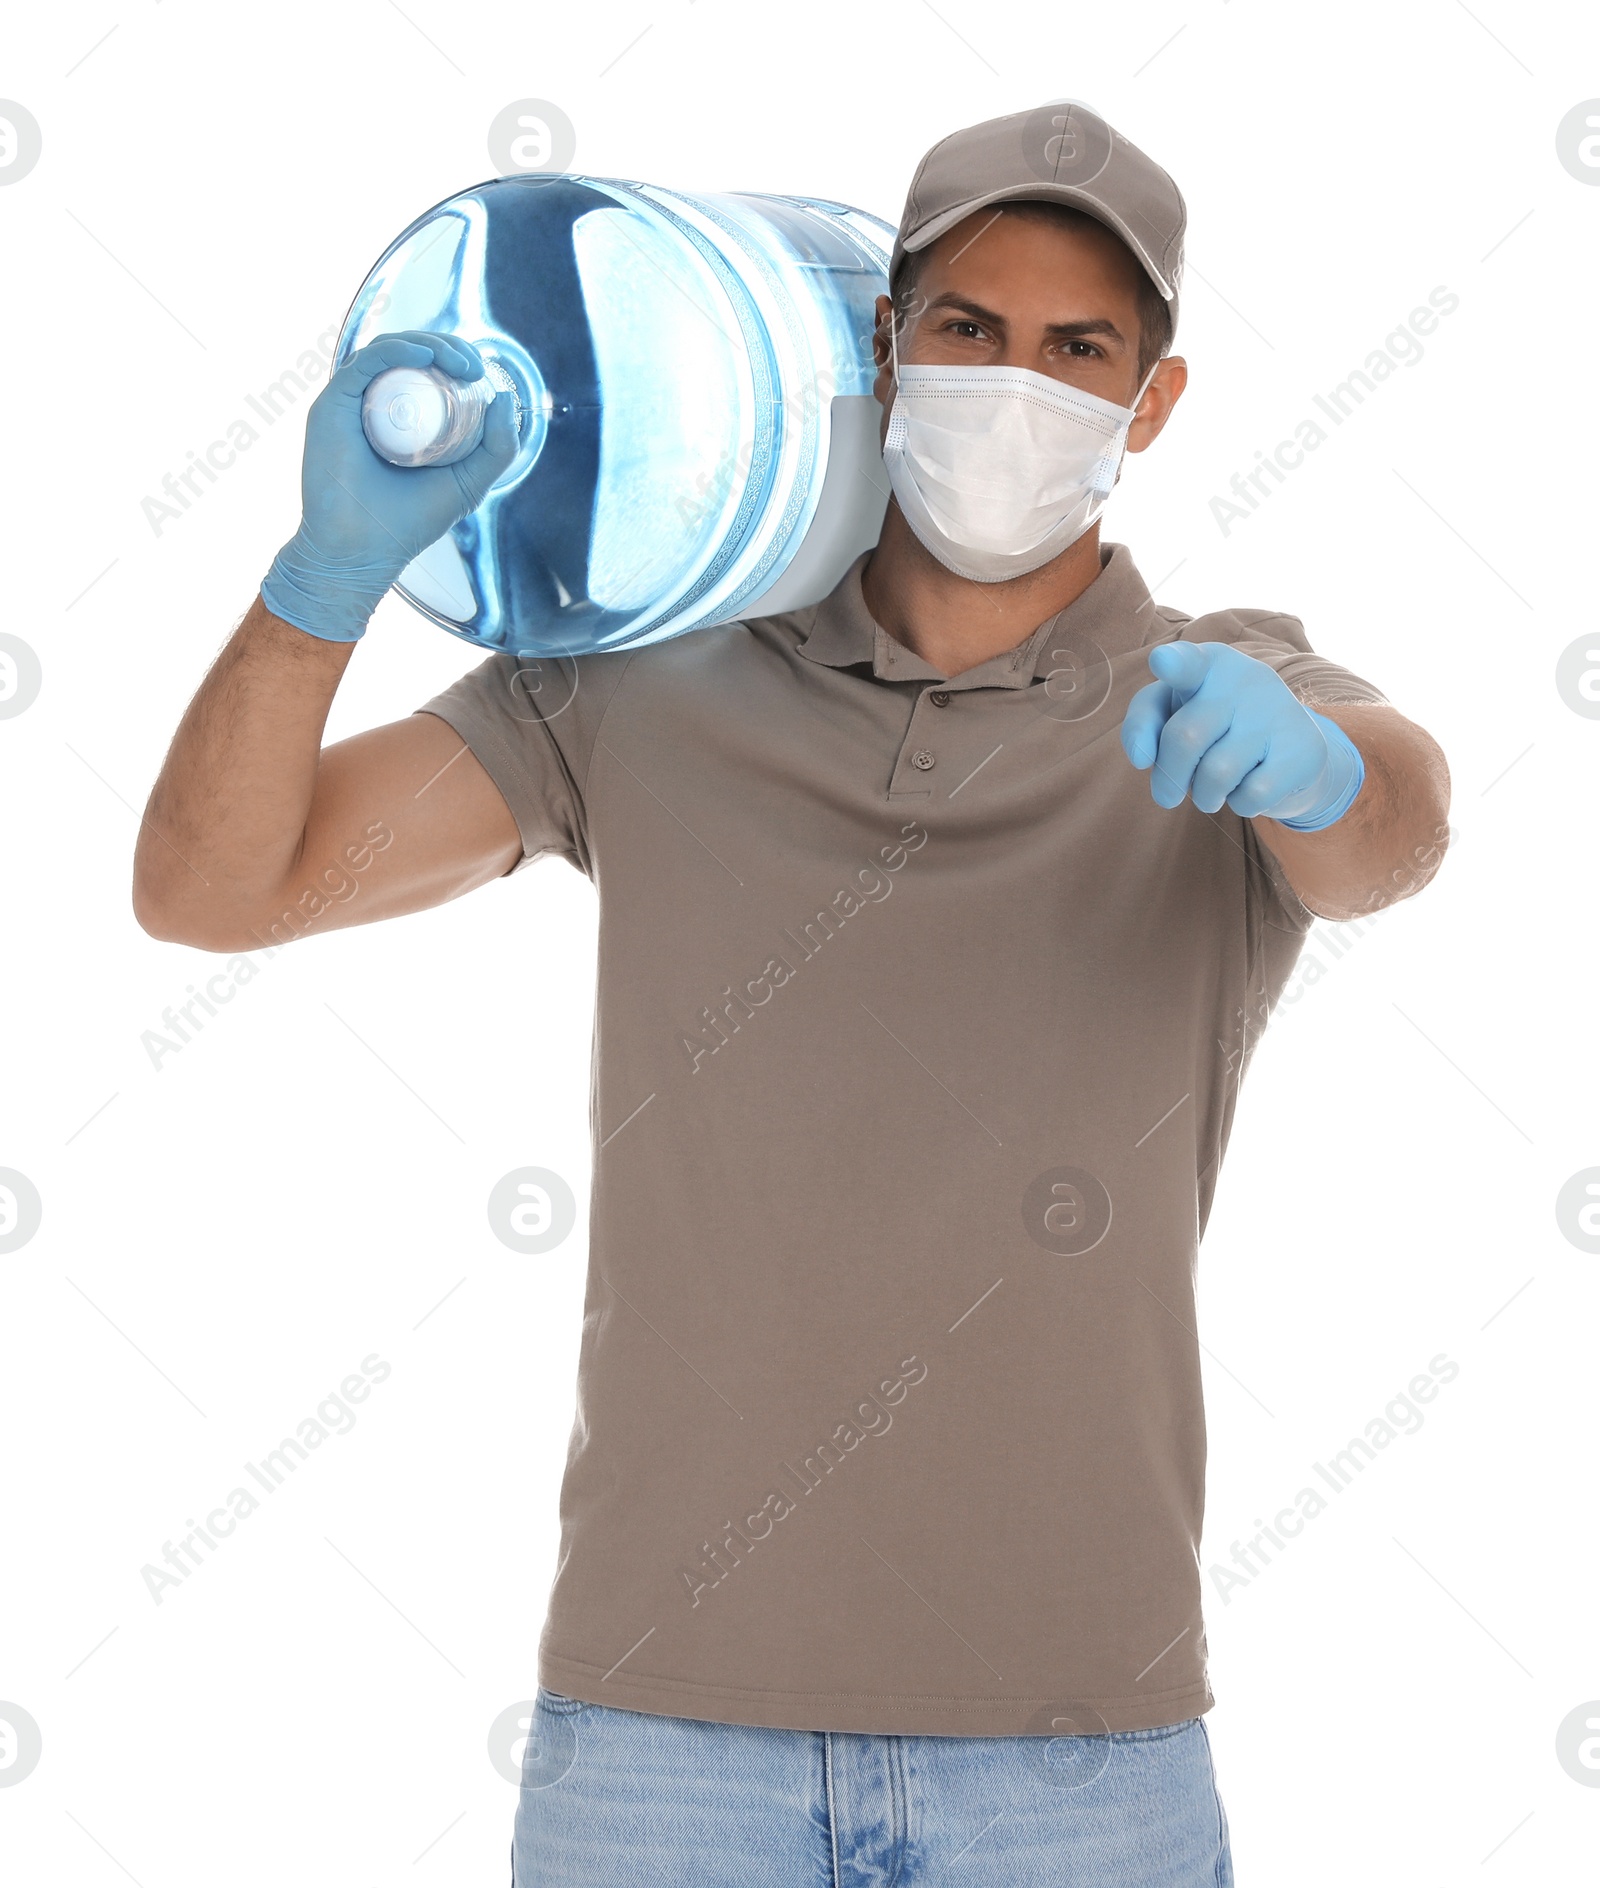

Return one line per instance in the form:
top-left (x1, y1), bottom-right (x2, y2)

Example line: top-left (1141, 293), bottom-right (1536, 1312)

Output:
top-left (890, 101), bottom-right (1186, 334)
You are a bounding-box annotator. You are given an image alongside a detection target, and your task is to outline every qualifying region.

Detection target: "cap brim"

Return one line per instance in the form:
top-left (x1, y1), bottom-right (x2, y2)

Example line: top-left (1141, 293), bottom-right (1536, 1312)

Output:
top-left (903, 183), bottom-right (1175, 302)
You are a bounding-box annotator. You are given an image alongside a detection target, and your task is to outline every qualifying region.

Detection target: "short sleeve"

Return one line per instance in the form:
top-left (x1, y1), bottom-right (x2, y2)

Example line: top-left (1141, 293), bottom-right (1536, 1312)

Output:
top-left (1242, 815), bottom-right (1317, 932)
top-left (1194, 606), bottom-right (1391, 707)
top-left (415, 647), bottom-right (636, 878)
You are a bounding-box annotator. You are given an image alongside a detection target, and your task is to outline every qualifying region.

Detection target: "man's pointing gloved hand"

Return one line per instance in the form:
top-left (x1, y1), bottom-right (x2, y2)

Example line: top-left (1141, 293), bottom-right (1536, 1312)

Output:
top-left (1120, 641), bottom-right (1366, 831)
top-left (260, 331), bottom-right (519, 644)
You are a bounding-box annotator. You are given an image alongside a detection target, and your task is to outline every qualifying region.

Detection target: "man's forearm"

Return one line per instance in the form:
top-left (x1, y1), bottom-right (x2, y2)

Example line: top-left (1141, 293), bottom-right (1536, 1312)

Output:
top-left (132, 595), bottom-right (356, 944)
top-left (1257, 701), bottom-right (1451, 921)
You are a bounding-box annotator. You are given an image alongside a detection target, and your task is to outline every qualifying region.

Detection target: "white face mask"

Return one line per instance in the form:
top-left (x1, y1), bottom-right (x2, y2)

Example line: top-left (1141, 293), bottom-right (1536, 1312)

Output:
top-left (881, 318), bottom-right (1159, 584)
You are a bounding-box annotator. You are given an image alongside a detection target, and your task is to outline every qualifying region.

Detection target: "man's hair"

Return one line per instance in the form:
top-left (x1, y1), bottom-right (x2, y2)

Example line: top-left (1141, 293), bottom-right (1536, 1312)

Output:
top-left (889, 200), bottom-right (1174, 385)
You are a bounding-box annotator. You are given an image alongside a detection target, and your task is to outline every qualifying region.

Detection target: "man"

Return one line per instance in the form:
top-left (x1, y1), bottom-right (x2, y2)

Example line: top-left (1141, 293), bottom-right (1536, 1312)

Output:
top-left (134, 105), bottom-right (1449, 1886)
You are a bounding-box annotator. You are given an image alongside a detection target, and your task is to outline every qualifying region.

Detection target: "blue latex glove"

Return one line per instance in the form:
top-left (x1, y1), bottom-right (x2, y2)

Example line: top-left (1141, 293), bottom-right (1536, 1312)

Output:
top-left (1121, 641), bottom-right (1365, 831)
top-left (260, 331), bottom-right (519, 643)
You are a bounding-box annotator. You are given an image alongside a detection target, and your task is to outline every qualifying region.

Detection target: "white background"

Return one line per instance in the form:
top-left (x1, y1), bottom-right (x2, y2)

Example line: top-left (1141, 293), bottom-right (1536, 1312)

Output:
top-left (1, 2), bottom-right (1597, 1883)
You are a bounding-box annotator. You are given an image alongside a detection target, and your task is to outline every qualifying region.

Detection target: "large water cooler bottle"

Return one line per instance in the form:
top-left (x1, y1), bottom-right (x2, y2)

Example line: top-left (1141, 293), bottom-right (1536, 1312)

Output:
top-left (333, 175), bottom-right (895, 658)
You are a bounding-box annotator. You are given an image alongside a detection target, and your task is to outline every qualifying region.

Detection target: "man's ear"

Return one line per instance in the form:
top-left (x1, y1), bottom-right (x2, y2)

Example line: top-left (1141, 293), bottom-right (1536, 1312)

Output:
top-left (871, 293), bottom-right (895, 411)
top-left (871, 293), bottom-right (893, 363)
top-left (1126, 355), bottom-right (1187, 454)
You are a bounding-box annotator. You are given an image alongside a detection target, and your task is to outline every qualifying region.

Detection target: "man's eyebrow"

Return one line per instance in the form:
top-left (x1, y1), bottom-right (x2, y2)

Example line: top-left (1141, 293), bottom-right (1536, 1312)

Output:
top-left (921, 292), bottom-right (1127, 343)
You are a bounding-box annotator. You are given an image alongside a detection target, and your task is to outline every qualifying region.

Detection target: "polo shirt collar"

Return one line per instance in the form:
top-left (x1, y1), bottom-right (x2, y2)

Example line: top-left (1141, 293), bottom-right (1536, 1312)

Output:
top-left (795, 541), bottom-right (1158, 689)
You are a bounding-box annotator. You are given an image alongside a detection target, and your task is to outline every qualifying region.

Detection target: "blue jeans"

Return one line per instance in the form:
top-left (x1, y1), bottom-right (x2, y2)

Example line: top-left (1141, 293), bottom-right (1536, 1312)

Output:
top-left (512, 1688), bottom-right (1234, 1886)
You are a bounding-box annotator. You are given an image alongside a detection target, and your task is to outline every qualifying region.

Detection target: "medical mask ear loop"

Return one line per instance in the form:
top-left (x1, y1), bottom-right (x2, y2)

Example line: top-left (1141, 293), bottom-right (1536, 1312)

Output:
top-left (1100, 354), bottom-right (1163, 491)
top-left (1129, 355), bottom-right (1161, 418)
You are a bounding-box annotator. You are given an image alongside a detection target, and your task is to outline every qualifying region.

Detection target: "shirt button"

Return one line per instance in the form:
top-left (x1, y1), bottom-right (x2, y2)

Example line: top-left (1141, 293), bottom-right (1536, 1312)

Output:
top-left (929, 689), bottom-right (951, 707)
top-left (911, 749), bottom-right (936, 771)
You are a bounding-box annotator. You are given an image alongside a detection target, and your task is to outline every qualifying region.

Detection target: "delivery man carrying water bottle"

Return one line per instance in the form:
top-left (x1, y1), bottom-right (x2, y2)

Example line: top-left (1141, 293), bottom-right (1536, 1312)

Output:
top-left (133, 104), bottom-right (1449, 1886)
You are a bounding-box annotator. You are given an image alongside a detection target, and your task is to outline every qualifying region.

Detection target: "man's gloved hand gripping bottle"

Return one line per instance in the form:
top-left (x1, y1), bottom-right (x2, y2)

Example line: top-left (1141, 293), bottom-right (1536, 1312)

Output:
top-left (263, 176), bottom-right (896, 657)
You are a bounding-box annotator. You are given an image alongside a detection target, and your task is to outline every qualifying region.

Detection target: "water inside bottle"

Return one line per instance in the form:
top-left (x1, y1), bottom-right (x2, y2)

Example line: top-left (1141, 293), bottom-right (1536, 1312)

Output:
top-left (332, 175), bottom-right (894, 658)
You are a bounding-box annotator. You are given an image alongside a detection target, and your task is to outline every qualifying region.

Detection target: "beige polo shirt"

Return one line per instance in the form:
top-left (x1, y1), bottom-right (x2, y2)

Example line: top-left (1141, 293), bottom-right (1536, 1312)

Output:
top-left (418, 540), bottom-right (1388, 1736)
